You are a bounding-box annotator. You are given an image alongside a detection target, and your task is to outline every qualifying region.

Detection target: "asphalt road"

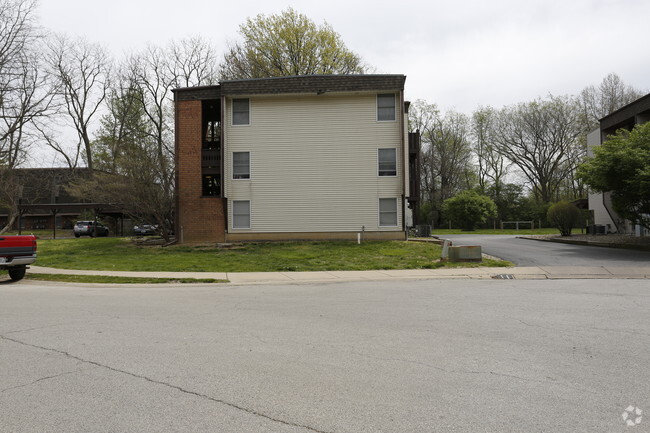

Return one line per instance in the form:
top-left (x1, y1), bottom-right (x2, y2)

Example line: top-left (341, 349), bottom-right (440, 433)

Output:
top-left (441, 234), bottom-right (650, 266)
top-left (1, 279), bottom-right (649, 433)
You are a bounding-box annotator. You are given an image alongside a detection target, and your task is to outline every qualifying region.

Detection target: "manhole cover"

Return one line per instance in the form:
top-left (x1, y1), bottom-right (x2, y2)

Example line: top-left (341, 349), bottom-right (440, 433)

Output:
top-left (492, 274), bottom-right (515, 280)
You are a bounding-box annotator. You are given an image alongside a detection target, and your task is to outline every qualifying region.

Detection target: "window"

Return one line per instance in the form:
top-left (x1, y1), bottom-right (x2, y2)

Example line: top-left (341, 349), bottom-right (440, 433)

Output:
top-left (232, 98), bottom-right (250, 125)
top-left (233, 152), bottom-right (250, 179)
top-left (232, 200), bottom-right (250, 229)
top-left (379, 198), bottom-right (398, 226)
top-left (378, 148), bottom-right (397, 176)
top-left (377, 94), bottom-right (396, 121)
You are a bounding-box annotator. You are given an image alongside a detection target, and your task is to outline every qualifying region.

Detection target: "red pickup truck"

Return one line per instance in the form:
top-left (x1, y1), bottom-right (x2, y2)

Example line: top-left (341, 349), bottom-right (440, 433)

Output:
top-left (0, 235), bottom-right (37, 281)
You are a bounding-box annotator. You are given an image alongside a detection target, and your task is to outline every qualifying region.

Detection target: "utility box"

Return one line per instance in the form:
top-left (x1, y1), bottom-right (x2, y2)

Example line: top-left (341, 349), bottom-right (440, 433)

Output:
top-left (448, 245), bottom-right (482, 262)
top-left (416, 224), bottom-right (431, 237)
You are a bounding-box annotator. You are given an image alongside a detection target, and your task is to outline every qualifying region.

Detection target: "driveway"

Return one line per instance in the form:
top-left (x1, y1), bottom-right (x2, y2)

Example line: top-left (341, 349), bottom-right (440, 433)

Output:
top-left (441, 234), bottom-right (650, 266)
top-left (1, 279), bottom-right (649, 432)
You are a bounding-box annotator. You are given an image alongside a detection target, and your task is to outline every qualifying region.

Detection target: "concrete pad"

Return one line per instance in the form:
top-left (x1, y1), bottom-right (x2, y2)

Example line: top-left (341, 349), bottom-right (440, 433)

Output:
top-left (503, 267), bottom-right (548, 275)
top-left (280, 272), bottom-right (340, 281)
top-left (513, 274), bottom-right (548, 280)
top-left (225, 272), bottom-right (294, 284)
top-left (325, 270), bottom-right (394, 280)
top-left (538, 266), bottom-right (613, 276)
top-left (377, 269), bottom-right (440, 277)
top-left (603, 266), bottom-right (650, 278)
top-left (468, 274), bottom-right (496, 279)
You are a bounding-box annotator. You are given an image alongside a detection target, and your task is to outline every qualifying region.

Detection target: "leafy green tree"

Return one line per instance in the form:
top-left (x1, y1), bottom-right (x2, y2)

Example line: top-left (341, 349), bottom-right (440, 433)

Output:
top-left (219, 7), bottom-right (368, 79)
top-left (547, 201), bottom-right (581, 236)
top-left (442, 190), bottom-right (497, 231)
top-left (578, 122), bottom-right (650, 230)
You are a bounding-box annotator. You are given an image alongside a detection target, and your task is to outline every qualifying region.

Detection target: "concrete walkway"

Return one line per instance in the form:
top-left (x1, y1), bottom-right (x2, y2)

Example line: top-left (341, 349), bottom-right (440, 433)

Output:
top-left (28, 265), bottom-right (650, 284)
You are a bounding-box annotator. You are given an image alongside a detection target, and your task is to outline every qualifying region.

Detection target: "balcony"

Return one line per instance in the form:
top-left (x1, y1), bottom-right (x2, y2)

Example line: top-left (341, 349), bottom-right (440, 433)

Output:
top-left (202, 149), bottom-right (221, 168)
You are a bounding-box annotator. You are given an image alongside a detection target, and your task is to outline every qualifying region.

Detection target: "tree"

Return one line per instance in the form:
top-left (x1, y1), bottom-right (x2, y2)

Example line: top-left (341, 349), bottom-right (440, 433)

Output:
top-left (442, 190), bottom-right (497, 231)
top-left (46, 34), bottom-right (111, 170)
top-left (168, 36), bottom-right (219, 88)
top-left (73, 38), bottom-right (220, 241)
top-left (472, 106), bottom-right (508, 193)
top-left (1, 0), bottom-right (55, 168)
top-left (578, 122), bottom-right (650, 230)
top-left (577, 73), bottom-right (644, 132)
top-left (409, 100), bottom-right (475, 226)
top-left (492, 95), bottom-right (583, 203)
top-left (547, 201), bottom-right (581, 236)
top-left (219, 7), bottom-right (367, 79)
top-left (569, 73), bottom-right (644, 201)
top-left (68, 85), bottom-right (175, 241)
top-left (1, 0), bottom-right (57, 233)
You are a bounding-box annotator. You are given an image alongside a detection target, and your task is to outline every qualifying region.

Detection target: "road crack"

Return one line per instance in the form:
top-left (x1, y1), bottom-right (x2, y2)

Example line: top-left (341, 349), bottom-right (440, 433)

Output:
top-left (0, 368), bottom-right (88, 393)
top-left (350, 350), bottom-right (599, 395)
top-left (0, 334), bottom-right (332, 433)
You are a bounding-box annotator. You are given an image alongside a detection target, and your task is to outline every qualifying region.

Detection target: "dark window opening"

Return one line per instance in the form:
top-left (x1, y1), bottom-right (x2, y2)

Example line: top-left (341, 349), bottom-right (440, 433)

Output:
top-left (202, 101), bottom-right (221, 150)
top-left (202, 100), bottom-right (222, 196)
top-left (202, 175), bottom-right (220, 197)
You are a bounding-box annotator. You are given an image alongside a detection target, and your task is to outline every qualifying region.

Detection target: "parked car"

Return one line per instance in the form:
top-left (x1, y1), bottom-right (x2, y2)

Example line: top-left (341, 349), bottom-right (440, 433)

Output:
top-left (133, 224), bottom-right (157, 236)
top-left (73, 221), bottom-right (109, 237)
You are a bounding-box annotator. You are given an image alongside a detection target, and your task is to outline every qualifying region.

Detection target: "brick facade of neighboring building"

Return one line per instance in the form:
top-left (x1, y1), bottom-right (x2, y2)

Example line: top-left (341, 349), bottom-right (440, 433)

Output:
top-left (175, 98), bottom-right (226, 243)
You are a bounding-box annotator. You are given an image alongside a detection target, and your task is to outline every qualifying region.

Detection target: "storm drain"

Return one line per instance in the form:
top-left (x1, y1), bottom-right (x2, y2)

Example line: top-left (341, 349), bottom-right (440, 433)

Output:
top-left (492, 274), bottom-right (515, 280)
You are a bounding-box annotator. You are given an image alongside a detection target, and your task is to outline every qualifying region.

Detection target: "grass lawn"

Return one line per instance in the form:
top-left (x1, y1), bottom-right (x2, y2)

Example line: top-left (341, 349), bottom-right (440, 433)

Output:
top-left (430, 228), bottom-right (562, 235)
top-left (3, 229), bottom-right (74, 239)
top-left (34, 238), bottom-right (511, 272)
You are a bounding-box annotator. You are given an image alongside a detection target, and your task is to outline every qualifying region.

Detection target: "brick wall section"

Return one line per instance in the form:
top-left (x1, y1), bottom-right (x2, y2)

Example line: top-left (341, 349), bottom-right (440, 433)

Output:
top-left (176, 100), bottom-right (225, 243)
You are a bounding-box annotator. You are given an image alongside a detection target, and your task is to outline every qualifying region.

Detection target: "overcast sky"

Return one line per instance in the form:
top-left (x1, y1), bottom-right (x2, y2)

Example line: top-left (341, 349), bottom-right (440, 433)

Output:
top-left (37, 0), bottom-right (649, 113)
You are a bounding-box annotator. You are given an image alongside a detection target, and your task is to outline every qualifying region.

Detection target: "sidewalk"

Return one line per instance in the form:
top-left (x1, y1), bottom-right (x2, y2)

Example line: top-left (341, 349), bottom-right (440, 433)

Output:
top-left (28, 265), bottom-right (650, 284)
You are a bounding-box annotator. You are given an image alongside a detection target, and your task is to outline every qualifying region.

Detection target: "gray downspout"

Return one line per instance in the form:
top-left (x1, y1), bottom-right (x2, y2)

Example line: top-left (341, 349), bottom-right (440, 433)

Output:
top-left (221, 95), bottom-right (228, 239)
top-left (400, 90), bottom-right (407, 238)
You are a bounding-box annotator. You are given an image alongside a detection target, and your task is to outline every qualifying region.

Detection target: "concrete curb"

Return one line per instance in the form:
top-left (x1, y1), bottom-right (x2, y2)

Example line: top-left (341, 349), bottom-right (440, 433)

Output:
top-left (26, 265), bottom-right (650, 284)
top-left (518, 235), bottom-right (650, 252)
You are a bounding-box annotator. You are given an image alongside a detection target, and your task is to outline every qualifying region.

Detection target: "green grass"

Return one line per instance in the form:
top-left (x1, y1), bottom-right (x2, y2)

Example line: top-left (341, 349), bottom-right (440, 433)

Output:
top-left (22, 273), bottom-right (226, 284)
top-left (2, 229), bottom-right (74, 239)
top-left (34, 238), bottom-right (511, 272)
top-left (429, 228), bottom-right (561, 235)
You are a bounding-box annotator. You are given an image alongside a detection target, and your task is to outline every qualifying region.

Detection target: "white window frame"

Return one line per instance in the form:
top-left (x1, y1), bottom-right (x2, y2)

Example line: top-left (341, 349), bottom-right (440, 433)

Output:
top-left (232, 200), bottom-right (251, 229)
top-left (232, 151), bottom-right (251, 180)
top-left (377, 148), bottom-right (397, 177)
top-left (378, 198), bottom-right (398, 227)
top-left (377, 94), bottom-right (396, 122)
top-left (232, 98), bottom-right (250, 126)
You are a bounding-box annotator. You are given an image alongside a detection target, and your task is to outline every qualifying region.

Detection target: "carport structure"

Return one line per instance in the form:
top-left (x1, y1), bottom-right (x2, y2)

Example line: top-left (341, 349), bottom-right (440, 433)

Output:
top-left (16, 203), bottom-right (126, 238)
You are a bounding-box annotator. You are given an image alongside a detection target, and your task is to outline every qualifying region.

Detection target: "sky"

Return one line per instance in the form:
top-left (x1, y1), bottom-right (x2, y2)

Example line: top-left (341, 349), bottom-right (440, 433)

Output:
top-left (35, 0), bottom-right (650, 114)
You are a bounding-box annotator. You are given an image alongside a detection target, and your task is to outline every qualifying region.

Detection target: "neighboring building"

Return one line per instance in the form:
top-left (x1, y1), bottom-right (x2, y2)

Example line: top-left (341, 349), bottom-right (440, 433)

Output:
top-left (588, 93), bottom-right (650, 235)
top-left (174, 74), bottom-right (420, 243)
top-left (0, 168), bottom-right (125, 234)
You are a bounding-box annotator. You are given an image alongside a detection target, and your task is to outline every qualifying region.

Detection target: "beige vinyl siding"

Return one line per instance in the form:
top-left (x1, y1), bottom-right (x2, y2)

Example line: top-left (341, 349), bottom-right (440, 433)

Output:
top-left (224, 93), bottom-right (403, 233)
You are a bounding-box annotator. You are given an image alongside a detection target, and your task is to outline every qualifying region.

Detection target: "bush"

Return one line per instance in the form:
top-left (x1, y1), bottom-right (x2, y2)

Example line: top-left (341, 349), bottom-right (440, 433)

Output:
top-left (443, 190), bottom-right (497, 231)
top-left (547, 202), bottom-right (581, 236)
